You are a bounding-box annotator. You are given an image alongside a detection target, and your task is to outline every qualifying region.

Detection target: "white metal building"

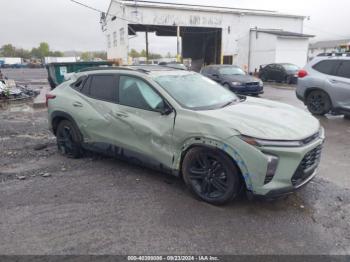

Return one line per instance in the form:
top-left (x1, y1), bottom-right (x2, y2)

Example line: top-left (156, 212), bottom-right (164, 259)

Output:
top-left (103, 0), bottom-right (313, 72)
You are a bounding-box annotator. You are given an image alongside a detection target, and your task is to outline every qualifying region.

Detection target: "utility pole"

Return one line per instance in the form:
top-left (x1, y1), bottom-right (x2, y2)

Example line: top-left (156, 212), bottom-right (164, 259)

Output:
top-left (145, 29), bottom-right (149, 64)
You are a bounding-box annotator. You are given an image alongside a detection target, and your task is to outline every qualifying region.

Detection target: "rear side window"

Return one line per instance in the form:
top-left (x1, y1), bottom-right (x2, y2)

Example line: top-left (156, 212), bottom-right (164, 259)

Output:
top-left (89, 75), bottom-right (117, 102)
top-left (313, 60), bottom-right (341, 75)
top-left (80, 76), bottom-right (91, 95)
top-left (336, 61), bottom-right (350, 79)
top-left (72, 76), bottom-right (87, 90)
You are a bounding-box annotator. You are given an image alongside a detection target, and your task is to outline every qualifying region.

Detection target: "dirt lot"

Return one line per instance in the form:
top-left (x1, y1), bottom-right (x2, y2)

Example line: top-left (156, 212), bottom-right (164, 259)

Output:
top-left (0, 69), bottom-right (349, 255)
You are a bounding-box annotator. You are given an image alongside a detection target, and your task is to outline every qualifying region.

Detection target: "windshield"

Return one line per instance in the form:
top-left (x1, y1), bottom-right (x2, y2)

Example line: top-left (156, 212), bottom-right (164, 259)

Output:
top-left (282, 64), bottom-right (299, 71)
top-left (154, 73), bottom-right (238, 110)
top-left (218, 67), bottom-right (245, 75)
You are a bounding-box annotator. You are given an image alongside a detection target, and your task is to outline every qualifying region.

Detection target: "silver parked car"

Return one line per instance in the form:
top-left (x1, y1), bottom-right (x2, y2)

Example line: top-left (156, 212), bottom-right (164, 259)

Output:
top-left (296, 55), bottom-right (350, 118)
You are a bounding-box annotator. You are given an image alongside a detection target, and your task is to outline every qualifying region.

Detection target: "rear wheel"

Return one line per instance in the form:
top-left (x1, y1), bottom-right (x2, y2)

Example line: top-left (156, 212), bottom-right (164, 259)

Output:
top-left (56, 120), bottom-right (83, 158)
top-left (344, 114), bottom-right (350, 120)
top-left (306, 90), bottom-right (331, 115)
top-left (182, 147), bottom-right (240, 205)
top-left (260, 75), bottom-right (267, 82)
top-left (286, 75), bottom-right (293, 84)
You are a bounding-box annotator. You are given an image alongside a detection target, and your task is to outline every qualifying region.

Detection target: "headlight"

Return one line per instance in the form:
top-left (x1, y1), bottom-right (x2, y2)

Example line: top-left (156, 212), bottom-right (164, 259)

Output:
top-left (231, 81), bottom-right (242, 86)
top-left (258, 80), bottom-right (263, 87)
top-left (240, 135), bottom-right (303, 147)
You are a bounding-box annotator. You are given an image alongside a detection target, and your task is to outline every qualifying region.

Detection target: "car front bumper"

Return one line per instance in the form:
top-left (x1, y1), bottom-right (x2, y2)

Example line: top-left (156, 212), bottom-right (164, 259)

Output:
top-left (225, 130), bottom-right (325, 198)
top-left (252, 169), bottom-right (318, 199)
top-left (229, 86), bottom-right (264, 95)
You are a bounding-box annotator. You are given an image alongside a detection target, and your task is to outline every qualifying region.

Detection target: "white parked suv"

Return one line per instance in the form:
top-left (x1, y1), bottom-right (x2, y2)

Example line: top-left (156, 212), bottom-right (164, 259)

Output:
top-left (296, 55), bottom-right (350, 118)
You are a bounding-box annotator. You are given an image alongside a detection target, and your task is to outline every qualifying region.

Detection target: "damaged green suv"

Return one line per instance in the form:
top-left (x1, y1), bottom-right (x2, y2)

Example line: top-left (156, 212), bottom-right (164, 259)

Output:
top-left (47, 66), bottom-right (325, 205)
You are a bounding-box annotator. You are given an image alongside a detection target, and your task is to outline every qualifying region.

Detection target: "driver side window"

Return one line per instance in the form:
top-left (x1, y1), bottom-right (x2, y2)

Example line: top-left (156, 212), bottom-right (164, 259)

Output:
top-left (119, 75), bottom-right (164, 111)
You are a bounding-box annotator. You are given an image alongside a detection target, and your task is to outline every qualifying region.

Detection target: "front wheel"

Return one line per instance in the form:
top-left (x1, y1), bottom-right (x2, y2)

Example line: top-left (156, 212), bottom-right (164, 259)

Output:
top-left (223, 83), bottom-right (231, 90)
top-left (306, 90), bottom-right (331, 115)
top-left (182, 147), bottom-right (241, 205)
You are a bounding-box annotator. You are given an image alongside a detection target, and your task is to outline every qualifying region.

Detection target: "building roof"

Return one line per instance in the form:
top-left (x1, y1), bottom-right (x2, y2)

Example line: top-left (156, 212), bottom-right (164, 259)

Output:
top-left (110, 0), bottom-right (306, 19)
top-left (310, 39), bottom-right (350, 49)
top-left (252, 29), bottom-right (314, 38)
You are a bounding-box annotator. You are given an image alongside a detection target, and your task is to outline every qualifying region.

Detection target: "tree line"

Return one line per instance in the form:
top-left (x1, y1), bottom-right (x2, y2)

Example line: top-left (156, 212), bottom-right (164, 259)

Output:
top-left (128, 49), bottom-right (173, 59)
top-left (0, 42), bottom-right (63, 59)
top-left (0, 42), bottom-right (107, 61)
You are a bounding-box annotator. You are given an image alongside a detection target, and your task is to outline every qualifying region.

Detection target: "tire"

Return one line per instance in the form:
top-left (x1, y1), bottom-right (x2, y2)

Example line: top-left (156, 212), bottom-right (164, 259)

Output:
top-left (306, 90), bottom-right (331, 115)
top-left (223, 83), bottom-right (231, 90)
top-left (182, 147), bottom-right (240, 205)
top-left (286, 76), bottom-right (292, 85)
top-left (56, 120), bottom-right (83, 158)
top-left (260, 74), bottom-right (267, 82)
top-left (344, 114), bottom-right (350, 120)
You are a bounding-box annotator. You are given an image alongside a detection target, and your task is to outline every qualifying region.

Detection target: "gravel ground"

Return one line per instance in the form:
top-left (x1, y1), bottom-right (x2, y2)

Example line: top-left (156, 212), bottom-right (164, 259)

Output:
top-left (0, 70), bottom-right (349, 255)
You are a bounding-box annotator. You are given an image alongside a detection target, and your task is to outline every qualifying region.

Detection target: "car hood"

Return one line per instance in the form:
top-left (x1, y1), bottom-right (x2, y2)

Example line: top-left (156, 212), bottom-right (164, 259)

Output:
top-left (221, 74), bottom-right (260, 83)
top-left (198, 97), bottom-right (320, 140)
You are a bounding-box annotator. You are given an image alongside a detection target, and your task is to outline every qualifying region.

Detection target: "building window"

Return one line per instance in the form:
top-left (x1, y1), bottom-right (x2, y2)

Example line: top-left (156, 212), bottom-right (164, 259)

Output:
top-left (107, 34), bottom-right (111, 48)
top-left (120, 28), bottom-right (125, 45)
top-left (113, 31), bottom-right (117, 47)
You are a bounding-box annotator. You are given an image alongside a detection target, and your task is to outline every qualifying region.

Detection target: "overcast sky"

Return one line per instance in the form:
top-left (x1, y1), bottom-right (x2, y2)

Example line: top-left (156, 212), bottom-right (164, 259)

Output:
top-left (1, 0), bottom-right (349, 55)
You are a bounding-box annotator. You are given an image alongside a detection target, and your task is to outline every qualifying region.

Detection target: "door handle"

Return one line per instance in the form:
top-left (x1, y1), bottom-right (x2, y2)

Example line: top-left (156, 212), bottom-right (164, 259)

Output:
top-left (330, 79), bottom-right (338, 84)
top-left (112, 111), bottom-right (128, 118)
top-left (72, 101), bottom-right (83, 107)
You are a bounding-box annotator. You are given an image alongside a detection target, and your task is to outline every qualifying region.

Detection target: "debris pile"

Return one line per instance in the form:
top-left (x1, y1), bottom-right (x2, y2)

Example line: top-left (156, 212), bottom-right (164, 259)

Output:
top-left (0, 79), bottom-right (40, 101)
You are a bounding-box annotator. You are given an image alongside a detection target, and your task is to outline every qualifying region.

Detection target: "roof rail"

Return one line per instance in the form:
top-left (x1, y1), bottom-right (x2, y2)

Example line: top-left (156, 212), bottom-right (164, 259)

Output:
top-left (317, 52), bottom-right (350, 57)
top-left (77, 66), bottom-right (150, 73)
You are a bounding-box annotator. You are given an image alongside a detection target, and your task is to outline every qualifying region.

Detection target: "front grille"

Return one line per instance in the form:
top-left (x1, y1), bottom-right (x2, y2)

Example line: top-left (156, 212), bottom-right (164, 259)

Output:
top-left (300, 145), bottom-right (322, 170)
top-left (291, 145), bottom-right (322, 186)
top-left (245, 82), bottom-right (259, 86)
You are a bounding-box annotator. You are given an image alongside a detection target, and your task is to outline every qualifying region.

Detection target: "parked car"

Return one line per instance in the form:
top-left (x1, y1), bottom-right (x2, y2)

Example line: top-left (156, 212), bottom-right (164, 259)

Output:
top-left (259, 63), bottom-right (300, 84)
top-left (296, 56), bottom-right (350, 118)
top-left (200, 65), bottom-right (263, 96)
top-left (47, 66), bottom-right (324, 205)
top-left (158, 62), bottom-right (188, 70)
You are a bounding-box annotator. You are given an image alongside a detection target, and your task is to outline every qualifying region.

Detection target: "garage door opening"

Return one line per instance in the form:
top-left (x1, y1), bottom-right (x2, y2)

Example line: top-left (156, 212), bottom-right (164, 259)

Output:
top-left (128, 24), bottom-right (222, 71)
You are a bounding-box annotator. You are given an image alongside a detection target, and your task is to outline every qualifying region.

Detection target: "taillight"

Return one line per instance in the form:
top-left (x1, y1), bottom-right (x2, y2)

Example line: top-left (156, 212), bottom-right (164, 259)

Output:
top-left (298, 69), bottom-right (308, 78)
top-left (45, 94), bottom-right (56, 107)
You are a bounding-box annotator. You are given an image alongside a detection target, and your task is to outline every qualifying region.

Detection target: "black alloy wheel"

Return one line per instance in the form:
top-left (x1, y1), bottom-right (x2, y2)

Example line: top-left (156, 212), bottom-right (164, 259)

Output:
top-left (306, 90), bottom-right (331, 115)
top-left (182, 147), bottom-right (240, 205)
top-left (56, 120), bottom-right (82, 158)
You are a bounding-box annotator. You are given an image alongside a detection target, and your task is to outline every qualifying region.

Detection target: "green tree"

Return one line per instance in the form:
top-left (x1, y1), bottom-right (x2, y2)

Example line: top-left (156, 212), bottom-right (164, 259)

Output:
top-left (0, 44), bottom-right (17, 57)
top-left (38, 42), bottom-right (50, 57)
top-left (16, 48), bottom-right (31, 59)
top-left (140, 49), bottom-right (147, 57)
top-left (93, 51), bottom-right (107, 60)
top-left (149, 52), bottom-right (162, 59)
top-left (128, 49), bottom-right (140, 58)
top-left (49, 51), bottom-right (63, 57)
top-left (31, 42), bottom-right (50, 58)
top-left (80, 52), bottom-right (92, 61)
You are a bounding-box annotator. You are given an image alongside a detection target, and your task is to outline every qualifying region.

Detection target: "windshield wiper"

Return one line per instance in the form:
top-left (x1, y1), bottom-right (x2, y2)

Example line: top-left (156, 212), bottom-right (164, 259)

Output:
top-left (220, 99), bottom-right (237, 108)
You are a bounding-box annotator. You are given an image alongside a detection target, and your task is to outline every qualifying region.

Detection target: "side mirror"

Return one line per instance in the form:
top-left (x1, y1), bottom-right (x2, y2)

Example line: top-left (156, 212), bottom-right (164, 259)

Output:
top-left (156, 100), bottom-right (173, 115)
top-left (160, 103), bottom-right (173, 115)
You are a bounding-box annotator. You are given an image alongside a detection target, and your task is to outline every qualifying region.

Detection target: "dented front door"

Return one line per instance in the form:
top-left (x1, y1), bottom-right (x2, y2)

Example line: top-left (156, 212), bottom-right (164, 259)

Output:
top-left (109, 104), bottom-right (175, 169)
